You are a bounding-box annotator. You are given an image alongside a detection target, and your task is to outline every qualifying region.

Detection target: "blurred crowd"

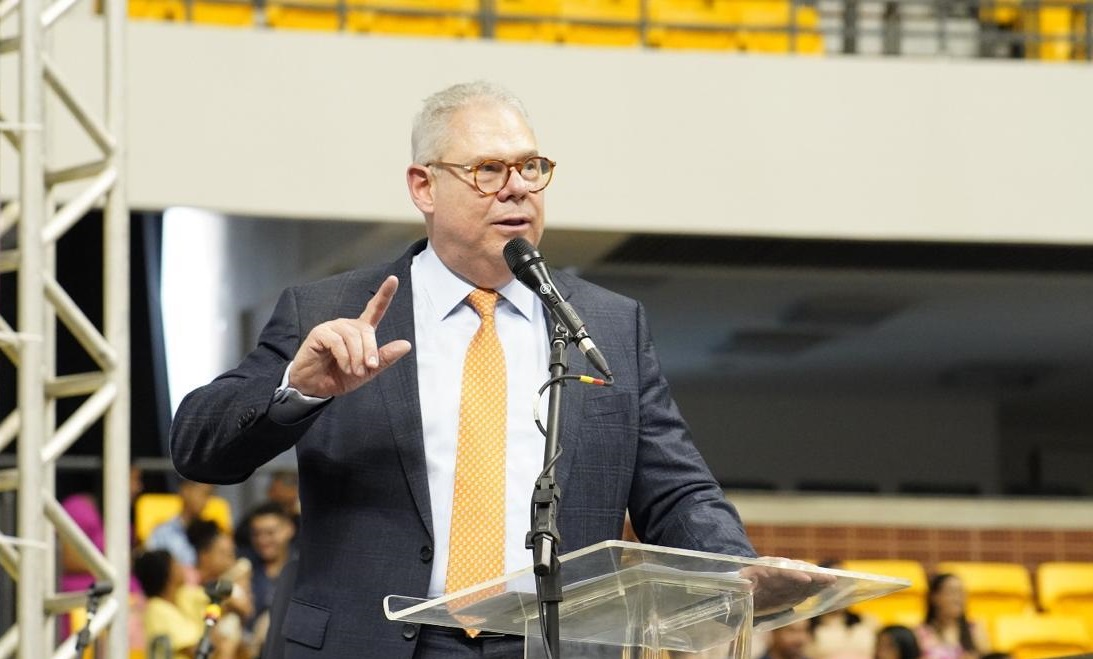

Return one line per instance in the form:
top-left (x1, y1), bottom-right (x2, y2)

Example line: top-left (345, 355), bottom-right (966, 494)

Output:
top-left (59, 467), bottom-right (300, 659)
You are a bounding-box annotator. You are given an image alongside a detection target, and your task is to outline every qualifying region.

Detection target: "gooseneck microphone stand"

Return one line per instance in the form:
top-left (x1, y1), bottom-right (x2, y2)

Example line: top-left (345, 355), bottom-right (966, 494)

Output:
top-left (526, 324), bottom-right (570, 659)
top-left (74, 581), bottom-right (113, 658)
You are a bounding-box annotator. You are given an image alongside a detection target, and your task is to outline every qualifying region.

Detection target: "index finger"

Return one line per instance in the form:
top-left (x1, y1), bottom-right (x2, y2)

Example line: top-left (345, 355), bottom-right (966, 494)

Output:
top-left (359, 275), bottom-right (400, 327)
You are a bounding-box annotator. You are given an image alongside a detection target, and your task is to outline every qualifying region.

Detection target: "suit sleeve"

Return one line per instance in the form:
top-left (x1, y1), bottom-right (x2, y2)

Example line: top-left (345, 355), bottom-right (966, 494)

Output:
top-left (170, 287), bottom-right (325, 484)
top-left (626, 300), bottom-right (758, 558)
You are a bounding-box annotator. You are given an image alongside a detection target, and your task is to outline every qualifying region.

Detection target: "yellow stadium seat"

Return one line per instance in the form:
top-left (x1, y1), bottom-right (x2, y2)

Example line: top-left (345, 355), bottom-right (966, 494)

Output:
top-left (840, 559), bottom-right (928, 627)
top-left (190, 0), bottom-right (255, 25)
top-left (346, 0), bottom-right (479, 38)
top-left (1037, 562), bottom-right (1093, 635)
top-left (992, 614), bottom-right (1093, 659)
top-left (266, 0), bottom-right (342, 31)
top-left (1022, 6), bottom-right (1077, 60)
top-left (736, 0), bottom-right (823, 54)
top-left (557, 0), bottom-right (642, 46)
top-left (495, 0), bottom-right (562, 42)
top-left (1075, 9), bottom-right (1089, 58)
top-left (980, 0), bottom-right (1019, 26)
top-left (935, 561), bottom-right (1034, 626)
top-left (128, 0), bottom-right (186, 21)
top-left (646, 0), bottom-right (740, 50)
top-left (134, 492), bottom-right (233, 544)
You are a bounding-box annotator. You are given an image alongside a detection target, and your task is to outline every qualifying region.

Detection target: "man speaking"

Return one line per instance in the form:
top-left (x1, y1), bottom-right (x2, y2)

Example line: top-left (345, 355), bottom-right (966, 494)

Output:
top-left (172, 81), bottom-right (781, 658)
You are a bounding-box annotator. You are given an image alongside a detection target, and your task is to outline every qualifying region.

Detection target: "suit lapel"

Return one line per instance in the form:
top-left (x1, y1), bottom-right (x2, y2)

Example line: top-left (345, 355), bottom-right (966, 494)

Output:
top-left (374, 242), bottom-right (434, 540)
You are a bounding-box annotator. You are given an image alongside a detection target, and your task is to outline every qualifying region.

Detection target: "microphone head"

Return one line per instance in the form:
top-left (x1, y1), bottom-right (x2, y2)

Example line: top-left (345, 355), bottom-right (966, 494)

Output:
top-left (88, 581), bottom-right (114, 598)
top-left (203, 579), bottom-right (234, 602)
top-left (503, 237), bottom-right (541, 277)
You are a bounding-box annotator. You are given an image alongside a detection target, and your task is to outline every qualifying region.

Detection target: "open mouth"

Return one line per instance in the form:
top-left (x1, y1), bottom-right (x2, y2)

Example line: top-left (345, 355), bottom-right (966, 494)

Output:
top-left (494, 218), bottom-right (530, 227)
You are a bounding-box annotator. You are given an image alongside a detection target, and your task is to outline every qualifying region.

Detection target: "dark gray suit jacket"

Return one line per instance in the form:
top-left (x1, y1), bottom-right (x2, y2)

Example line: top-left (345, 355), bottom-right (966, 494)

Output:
top-left (170, 240), bottom-right (755, 658)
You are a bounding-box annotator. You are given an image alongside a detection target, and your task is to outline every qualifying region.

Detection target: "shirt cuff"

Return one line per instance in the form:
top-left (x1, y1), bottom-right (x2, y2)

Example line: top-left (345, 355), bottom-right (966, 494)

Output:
top-left (269, 362), bottom-right (331, 423)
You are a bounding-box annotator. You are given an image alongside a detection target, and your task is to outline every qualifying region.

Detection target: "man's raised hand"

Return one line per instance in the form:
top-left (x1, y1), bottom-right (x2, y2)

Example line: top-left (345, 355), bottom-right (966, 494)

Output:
top-left (288, 275), bottom-right (412, 398)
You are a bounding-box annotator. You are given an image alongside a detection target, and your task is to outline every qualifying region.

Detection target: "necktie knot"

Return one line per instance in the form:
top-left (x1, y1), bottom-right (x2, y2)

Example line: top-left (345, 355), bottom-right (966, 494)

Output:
top-left (467, 289), bottom-right (499, 319)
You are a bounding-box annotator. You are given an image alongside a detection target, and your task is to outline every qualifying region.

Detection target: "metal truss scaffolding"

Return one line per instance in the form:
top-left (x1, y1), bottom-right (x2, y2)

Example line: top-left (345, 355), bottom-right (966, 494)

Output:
top-left (0, 0), bottom-right (129, 654)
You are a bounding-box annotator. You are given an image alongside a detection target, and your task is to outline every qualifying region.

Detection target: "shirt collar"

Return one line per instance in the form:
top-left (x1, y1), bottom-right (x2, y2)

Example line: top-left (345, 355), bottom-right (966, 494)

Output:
top-left (414, 242), bottom-right (538, 322)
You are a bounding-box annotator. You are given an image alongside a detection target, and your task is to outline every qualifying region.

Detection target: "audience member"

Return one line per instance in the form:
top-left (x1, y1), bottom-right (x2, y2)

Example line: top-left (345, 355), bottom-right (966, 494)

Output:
top-left (135, 548), bottom-right (241, 659)
top-left (179, 519), bottom-right (256, 652)
top-left (244, 503), bottom-right (296, 630)
top-left (875, 625), bottom-right (921, 659)
top-left (810, 609), bottom-right (875, 659)
top-left (762, 620), bottom-right (813, 659)
top-left (58, 466), bottom-right (145, 646)
top-left (808, 562), bottom-right (876, 659)
top-left (233, 469), bottom-right (300, 555)
top-left (265, 469), bottom-right (300, 520)
top-left (145, 479), bottom-right (216, 567)
top-left (59, 466), bottom-right (144, 593)
top-left (915, 574), bottom-right (989, 659)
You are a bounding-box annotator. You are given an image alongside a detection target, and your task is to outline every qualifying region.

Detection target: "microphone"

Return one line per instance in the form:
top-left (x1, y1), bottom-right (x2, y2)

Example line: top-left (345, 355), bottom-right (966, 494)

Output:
top-left (195, 580), bottom-right (233, 659)
top-left (74, 581), bottom-right (114, 656)
top-left (503, 238), bottom-right (613, 379)
top-left (88, 581), bottom-right (114, 598)
top-left (203, 579), bottom-right (234, 602)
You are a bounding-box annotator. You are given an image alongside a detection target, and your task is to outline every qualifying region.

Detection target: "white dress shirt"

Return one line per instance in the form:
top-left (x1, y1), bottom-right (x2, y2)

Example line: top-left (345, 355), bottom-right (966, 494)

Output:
top-left (411, 244), bottom-right (549, 597)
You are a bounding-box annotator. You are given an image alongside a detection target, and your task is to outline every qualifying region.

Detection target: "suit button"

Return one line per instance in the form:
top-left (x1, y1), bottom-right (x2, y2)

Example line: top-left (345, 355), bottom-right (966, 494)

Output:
top-left (402, 623), bottom-right (418, 640)
top-left (238, 407), bottom-right (257, 428)
top-left (419, 545), bottom-right (433, 563)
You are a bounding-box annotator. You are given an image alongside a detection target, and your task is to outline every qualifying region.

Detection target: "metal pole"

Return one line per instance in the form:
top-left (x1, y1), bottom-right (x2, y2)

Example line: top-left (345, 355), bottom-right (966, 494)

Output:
top-left (16, 0), bottom-right (48, 658)
top-left (103, 0), bottom-right (130, 651)
top-left (843, 0), bottom-right (858, 53)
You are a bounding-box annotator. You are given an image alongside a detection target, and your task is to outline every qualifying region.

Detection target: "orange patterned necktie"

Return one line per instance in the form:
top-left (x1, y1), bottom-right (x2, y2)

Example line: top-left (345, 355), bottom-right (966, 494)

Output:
top-left (445, 289), bottom-right (507, 634)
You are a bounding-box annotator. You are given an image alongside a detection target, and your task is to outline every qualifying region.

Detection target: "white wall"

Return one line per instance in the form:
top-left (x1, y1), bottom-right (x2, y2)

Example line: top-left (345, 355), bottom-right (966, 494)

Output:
top-left (4, 16), bottom-right (1092, 245)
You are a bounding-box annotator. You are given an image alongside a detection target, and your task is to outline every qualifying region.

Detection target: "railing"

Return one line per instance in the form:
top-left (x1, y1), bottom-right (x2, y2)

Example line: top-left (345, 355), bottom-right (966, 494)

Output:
top-left (119, 0), bottom-right (1093, 61)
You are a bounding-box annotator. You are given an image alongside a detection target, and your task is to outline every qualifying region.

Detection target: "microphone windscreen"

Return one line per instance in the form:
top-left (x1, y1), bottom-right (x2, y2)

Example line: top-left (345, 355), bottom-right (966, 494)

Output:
top-left (503, 237), bottom-right (538, 274)
top-left (204, 579), bottom-right (234, 601)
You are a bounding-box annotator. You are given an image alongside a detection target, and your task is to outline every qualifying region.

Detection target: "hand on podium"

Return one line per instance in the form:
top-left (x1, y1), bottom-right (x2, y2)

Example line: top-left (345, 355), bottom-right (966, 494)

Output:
top-left (741, 558), bottom-right (837, 616)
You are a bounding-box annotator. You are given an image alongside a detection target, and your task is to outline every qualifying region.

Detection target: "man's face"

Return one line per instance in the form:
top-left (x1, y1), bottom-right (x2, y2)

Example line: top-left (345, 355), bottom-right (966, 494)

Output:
top-left (411, 100), bottom-right (545, 289)
top-left (250, 513), bottom-right (293, 563)
top-left (768, 620), bottom-right (810, 659)
top-left (180, 482), bottom-right (214, 518)
top-left (267, 475), bottom-right (299, 512)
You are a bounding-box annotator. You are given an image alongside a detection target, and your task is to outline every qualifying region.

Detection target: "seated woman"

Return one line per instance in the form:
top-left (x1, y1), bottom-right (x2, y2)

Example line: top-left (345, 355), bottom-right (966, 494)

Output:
top-left (915, 574), bottom-right (989, 659)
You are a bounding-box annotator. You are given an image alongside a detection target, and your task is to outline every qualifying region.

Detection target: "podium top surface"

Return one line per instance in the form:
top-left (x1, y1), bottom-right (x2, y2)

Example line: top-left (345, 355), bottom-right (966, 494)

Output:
top-left (386, 540), bottom-right (909, 644)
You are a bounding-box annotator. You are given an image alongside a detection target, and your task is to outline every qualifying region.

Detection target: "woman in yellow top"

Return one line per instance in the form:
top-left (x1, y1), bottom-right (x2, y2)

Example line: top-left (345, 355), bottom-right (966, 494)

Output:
top-left (134, 550), bottom-right (204, 659)
top-left (135, 548), bottom-right (244, 659)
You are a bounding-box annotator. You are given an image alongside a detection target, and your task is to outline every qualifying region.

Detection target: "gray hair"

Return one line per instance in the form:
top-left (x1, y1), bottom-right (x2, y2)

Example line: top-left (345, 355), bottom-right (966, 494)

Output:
top-left (411, 81), bottom-right (532, 164)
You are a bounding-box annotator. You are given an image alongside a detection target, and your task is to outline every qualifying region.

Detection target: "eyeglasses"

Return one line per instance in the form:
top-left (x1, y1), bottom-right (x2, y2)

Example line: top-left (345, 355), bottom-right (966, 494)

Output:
top-left (427, 156), bottom-right (556, 195)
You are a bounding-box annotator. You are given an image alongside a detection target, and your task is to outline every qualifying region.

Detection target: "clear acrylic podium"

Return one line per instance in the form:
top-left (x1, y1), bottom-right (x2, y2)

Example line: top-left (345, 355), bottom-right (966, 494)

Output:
top-left (385, 540), bottom-right (909, 658)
